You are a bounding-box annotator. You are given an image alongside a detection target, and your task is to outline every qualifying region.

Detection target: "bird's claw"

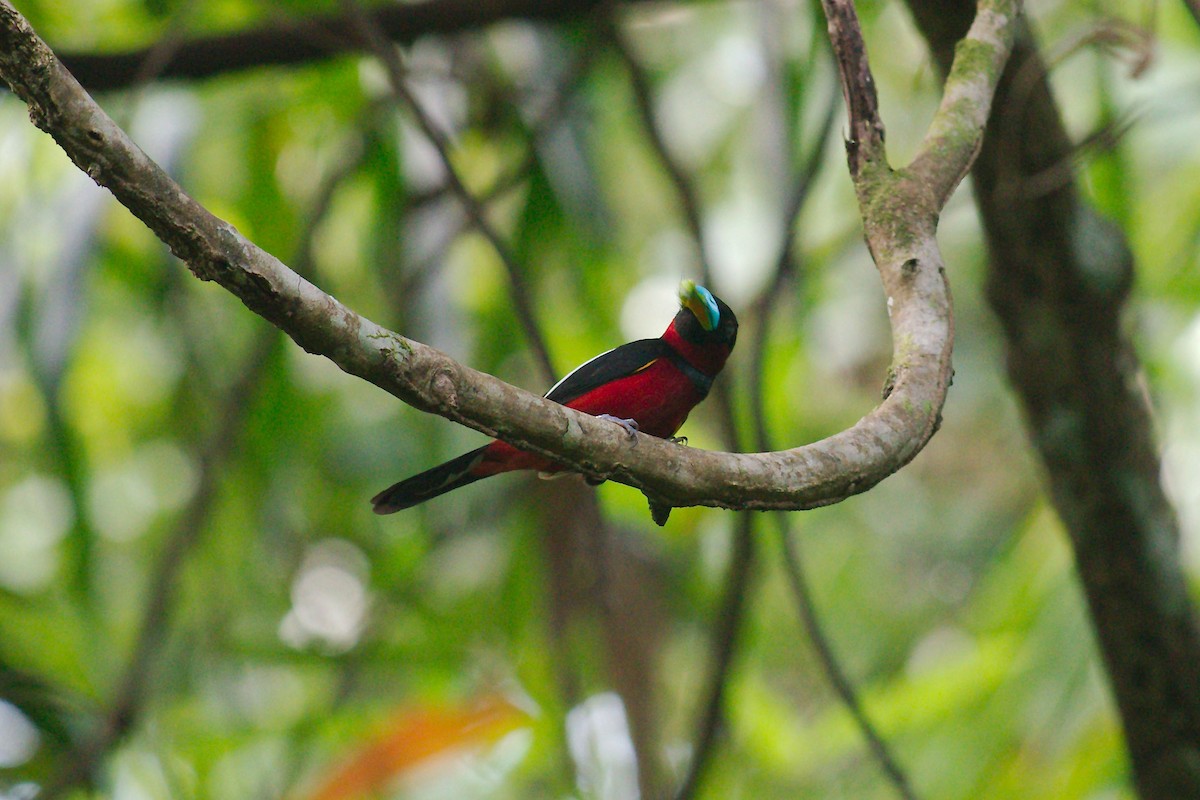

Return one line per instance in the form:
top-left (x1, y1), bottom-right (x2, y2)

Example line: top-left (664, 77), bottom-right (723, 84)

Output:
top-left (669, 435), bottom-right (688, 446)
top-left (598, 414), bottom-right (639, 440)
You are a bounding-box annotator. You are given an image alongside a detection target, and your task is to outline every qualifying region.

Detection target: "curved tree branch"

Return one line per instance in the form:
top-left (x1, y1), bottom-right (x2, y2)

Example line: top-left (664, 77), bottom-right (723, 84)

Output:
top-left (0, 0), bottom-right (1014, 512)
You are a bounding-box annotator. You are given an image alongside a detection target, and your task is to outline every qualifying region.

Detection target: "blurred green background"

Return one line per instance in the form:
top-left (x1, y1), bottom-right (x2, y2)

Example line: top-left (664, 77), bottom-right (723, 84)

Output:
top-left (1, 0), bottom-right (1199, 798)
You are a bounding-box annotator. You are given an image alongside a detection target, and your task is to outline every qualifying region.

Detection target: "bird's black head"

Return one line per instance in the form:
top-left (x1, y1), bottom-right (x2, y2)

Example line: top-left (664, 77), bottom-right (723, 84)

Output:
top-left (676, 281), bottom-right (738, 350)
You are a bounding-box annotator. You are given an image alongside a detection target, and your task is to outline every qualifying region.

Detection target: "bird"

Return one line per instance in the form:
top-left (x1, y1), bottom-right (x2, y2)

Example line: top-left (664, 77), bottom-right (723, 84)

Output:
top-left (371, 280), bottom-right (738, 515)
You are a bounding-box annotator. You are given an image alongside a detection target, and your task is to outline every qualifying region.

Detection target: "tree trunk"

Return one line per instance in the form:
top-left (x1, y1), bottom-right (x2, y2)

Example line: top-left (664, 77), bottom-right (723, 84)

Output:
top-left (906, 2), bottom-right (1200, 796)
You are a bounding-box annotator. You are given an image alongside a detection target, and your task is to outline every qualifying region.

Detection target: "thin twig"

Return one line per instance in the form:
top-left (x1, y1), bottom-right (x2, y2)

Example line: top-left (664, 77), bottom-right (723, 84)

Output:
top-left (400, 19), bottom-right (606, 216)
top-left (743, 62), bottom-right (918, 800)
top-left (774, 519), bottom-right (918, 800)
top-left (608, 21), bottom-right (715, 287)
top-left (344, 0), bottom-right (557, 383)
top-left (746, 226), bottom-right (919, 800)
top-left (993, 21), bottom-right (1146, 203)
top-left (819, 0), bottom-right (886, 177)
top-left (483, 22), bottom-right (609, 208)
top-left (392, 28), bottom-right (607, 307)
top-left (346, 10), bottom-right (675, 791)
top-left (1185, 0), bottom-right (1200, 31)
top-left (745, 148), bottom-right (918, 800)
top-left (39, 136), bottom-right (371, 800)
top-left (672, 513), bottom-right (755, 800)
top-left (747, 84), bottom-right (839, 450)
top-left (613, 12), bottom-right (854, 795)
top-left (606, 17), bottom-right (757, 797)
top-left (672, 61), bottom-right (843, 800)
top-left (26, 371), bottom-right (96, 608)
top-left (41, 330), bottom-right (279, 800)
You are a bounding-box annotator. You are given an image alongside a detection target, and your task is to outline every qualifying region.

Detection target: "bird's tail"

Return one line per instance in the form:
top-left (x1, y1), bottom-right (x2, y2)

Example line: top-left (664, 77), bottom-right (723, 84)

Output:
top-left (371, 446), bottom-right (490, 514)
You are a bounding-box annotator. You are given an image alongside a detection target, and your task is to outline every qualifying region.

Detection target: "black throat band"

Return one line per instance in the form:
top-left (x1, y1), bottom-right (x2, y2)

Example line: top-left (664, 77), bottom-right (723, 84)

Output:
top-left (667, 350), bottom-right (715, 398)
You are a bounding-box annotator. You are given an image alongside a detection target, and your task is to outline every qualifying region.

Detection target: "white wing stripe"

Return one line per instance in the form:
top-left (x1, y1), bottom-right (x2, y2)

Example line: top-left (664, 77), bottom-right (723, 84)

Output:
top-left (543, 345), bottom-right (619, 399)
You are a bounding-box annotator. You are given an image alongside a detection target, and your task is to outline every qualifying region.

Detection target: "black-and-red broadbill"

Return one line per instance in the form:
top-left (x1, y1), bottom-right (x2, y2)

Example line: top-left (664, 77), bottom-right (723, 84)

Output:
top-left (371, 280), bottom-right (738, 514)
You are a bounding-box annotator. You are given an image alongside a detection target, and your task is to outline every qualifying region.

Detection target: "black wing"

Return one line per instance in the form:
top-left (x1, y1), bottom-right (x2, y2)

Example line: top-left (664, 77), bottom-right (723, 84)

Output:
top-left (545, 338), bottom-right (671, 405)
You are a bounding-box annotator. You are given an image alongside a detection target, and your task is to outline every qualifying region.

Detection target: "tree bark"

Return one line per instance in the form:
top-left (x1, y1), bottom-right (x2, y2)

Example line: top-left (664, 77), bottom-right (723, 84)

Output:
top-left (905, 1), bottom-right (1200, 796)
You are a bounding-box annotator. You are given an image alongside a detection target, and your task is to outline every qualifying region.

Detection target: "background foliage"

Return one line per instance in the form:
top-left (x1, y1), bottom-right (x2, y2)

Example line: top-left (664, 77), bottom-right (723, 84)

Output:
top-left (1, 0), bottom-right (1199, 798)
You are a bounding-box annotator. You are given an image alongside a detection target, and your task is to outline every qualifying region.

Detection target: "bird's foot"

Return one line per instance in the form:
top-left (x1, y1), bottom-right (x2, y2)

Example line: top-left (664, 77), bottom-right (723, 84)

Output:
top-left (598, 414), bottom-right (639, 440)
top-left (669, 435), bottom-right (688, 446)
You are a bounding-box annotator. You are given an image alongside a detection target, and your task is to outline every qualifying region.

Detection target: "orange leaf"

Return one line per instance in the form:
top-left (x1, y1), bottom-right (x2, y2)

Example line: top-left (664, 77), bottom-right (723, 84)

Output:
top-left (303, 694), bottom-right (528, 800)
